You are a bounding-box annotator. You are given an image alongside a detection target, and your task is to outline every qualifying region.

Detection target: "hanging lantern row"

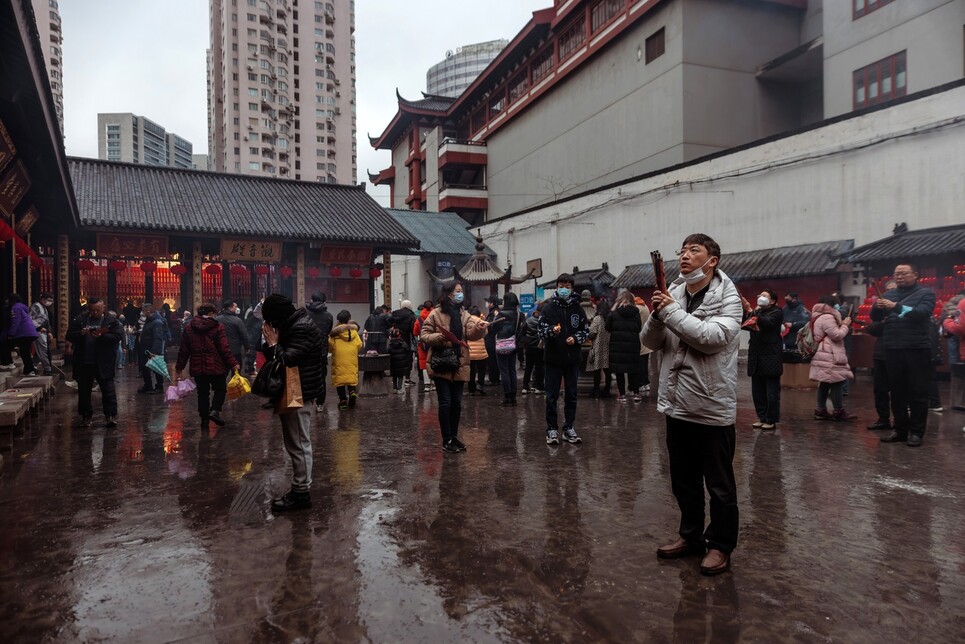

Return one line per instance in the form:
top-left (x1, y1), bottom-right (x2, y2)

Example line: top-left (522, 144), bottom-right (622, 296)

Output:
top-left (254, 265), bottom-right (271, 276)
top-left (229, 264), bottom-right (249, 276)
top-left (170, 264), bottom-right (188, 276)
top-left (139, 261), bottom-right (157, 274)
top-left (77, 259), bottom-right (96, 271)
top-left (108, 260), bottom-right (127, 272)
top-left (279, 266), bottom-right (294, 278)
top-left (307, 267), bottom-right (321, 279)
top-left (204, 264), bottom-right (222, 276)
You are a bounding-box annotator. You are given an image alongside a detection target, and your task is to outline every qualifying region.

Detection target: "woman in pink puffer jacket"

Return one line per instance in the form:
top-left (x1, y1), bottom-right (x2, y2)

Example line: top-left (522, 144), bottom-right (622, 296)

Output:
top-left (809, 295), bottom-right (856, 421)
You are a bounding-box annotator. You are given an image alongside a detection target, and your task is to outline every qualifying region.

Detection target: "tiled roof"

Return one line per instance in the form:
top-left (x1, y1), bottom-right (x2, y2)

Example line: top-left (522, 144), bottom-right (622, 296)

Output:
top-left (68, 158), bottom-right (419, 248)
top-left (612, 240), bottom-right (852, 288)
top-left (840, 224), bottom-right (965, 263)
top-left (539, 267), bottom-right (616, 290)
top-left (398, 93), bottom-right (456, 113)
top-left (384, 208), bottom-right (491, 256)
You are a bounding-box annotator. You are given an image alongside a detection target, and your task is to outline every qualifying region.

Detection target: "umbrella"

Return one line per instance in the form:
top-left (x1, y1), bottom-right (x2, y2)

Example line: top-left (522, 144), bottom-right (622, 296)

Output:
top-left (145, 353), bottom-right (171, 381)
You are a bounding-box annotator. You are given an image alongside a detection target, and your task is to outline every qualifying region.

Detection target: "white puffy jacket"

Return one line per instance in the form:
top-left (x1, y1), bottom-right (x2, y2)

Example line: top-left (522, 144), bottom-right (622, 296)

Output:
top-left (641, 269), bottom-right (742, 426)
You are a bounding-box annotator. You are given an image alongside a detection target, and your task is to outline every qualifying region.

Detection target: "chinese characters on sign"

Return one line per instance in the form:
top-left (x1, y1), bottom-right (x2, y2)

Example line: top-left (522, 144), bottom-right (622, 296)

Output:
top-left (319, 245), bottom-right (371, 265)
top-left (0, 160), bottom-right (30, 219)
top-left (97, 233), bottom-right (169, 258)
top-left (0, 119), bottom-right (16, 176)
top-left (221, 239), bottom-right (282, 262)
top-left (16, 206), bottom-right (38, 237)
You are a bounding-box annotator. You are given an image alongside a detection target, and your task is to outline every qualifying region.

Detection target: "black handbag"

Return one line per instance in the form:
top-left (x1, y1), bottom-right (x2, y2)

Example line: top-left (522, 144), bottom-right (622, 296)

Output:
top-left (429, 346), bottom-right (461, 373)
top-left (252, 356), bottom-right (284, 397)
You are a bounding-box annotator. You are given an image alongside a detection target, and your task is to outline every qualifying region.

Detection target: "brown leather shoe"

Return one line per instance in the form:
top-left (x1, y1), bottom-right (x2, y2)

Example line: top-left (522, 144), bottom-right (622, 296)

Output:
top-left (699, 549), bottom-right (731, 575)
top-left (657, 537), bottom-right (705, 559)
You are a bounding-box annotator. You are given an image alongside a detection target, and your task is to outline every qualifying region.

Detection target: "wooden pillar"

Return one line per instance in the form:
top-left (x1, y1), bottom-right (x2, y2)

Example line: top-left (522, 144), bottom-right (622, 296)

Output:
top-left (192, 241), bottom-right (202, 313)
top-left (382, 251), bottom-right (391, 308)
top-left (9, 210), bottom-right (17, 295)
top-left (25, 233), bottom-right (32, 303)
top-left (107, 268), bottom-right (117, 310)
top-left (221, 260), bottom-right (230, 304)
top-left (56, 234), bottom-right (69, 343)
top-left (295, 246), bottom-right (305, 307)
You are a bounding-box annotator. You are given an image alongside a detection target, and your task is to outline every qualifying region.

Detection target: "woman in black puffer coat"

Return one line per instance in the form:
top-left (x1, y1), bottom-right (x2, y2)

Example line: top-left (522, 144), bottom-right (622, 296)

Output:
top-left (492, 292), bottom-right (523, 406)
top-left (261, 294), bottom-right (325, 513)
top-left (606, 292), bottom-right (643, 402)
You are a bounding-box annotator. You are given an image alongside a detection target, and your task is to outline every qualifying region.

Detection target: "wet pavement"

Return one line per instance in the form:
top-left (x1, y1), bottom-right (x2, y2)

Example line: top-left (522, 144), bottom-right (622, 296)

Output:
top-left (1, 367), bottom-right (963, 643)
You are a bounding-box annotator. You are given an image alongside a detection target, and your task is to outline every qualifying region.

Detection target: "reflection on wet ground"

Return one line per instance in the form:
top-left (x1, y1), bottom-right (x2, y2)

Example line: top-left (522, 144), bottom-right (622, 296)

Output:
top-left (1, 370), bottom-right (963, 641)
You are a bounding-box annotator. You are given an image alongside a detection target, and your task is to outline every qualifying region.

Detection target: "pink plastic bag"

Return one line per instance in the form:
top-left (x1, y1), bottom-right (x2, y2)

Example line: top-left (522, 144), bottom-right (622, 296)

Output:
top-left (177, 379), bottom-right (196, 399)
top-left (164, 385), bottom-right (180, 404)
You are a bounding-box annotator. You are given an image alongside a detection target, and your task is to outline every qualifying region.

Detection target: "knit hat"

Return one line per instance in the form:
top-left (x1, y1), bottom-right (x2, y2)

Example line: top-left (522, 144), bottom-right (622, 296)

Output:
top-left (261, 293), bottom-right (295, 324)
top-left (401, 299), bottom-right (413, 310)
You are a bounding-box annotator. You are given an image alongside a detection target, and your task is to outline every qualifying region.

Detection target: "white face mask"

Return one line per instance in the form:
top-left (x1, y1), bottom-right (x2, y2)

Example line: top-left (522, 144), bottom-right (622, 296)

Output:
top-left (757, 296), bottom-right (770, 307)
top-left (679, 258), bottom-right (712, 285)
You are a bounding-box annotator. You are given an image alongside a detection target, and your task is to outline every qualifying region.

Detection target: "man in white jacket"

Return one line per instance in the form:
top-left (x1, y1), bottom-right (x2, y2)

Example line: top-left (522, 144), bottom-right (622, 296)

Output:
top-left (642, 233), bottom-right (742, 576)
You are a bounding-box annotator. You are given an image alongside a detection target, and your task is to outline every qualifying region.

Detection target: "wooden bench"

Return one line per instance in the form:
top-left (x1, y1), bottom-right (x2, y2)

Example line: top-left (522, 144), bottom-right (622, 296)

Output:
top-left (357, 354), bottom-right (390, 397)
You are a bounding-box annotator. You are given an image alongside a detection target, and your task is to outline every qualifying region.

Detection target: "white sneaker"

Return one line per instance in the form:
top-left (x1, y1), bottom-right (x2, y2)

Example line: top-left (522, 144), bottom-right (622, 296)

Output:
top-left (64, 379), bottom-right (78, 389)
top-left (395, 388), bottom-right (404, 395)
top-left (929, 406), bottom-right (943, 412)
top-left (520, 388), bottom-right (530, 394)
top-left (424, 384), bottom-right (432, 393)
top-left (0, 364), bottom-right (15, 371)
top-left (404, 379), bottom-right (416, 387)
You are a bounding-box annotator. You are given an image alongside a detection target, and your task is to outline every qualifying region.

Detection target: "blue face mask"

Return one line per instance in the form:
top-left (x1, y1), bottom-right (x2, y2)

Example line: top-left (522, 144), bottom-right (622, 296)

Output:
top-left (452, 292), bottom-right (465, 304)
top-left (557, 287), bottom-right (572, 299)
top-left (834, 303), bottom-right (841, 311)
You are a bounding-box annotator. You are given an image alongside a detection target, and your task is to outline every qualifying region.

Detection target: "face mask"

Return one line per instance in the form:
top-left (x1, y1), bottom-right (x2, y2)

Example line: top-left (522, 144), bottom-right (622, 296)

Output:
top-left (452, 292), bottom-right (464, 304)
top-left (834, 303), bottom-right (841, 311)
top-left (757, 296), bottom-right (770, 307)
top-left (557, 287), bottom-right (572, 299)
top-left (679, 258), bottom-right (712, 285)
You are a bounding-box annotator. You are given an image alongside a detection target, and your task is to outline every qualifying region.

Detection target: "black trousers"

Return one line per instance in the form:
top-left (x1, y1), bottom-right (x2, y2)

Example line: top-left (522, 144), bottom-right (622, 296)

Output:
top-left (315, 364), bottom-right (328, 405)
top-left (592, 368), bottom-right (612, 395)
top-left (195, 374), bottom-right (227, 421)
top-left (496, 351), bottom-right (518, 396)
top-left (545, 362), bottom-right (580, 430)
top-left (434, 378), bottom-right (464, 442)
top-left (468, 359), bottom-right (486, 392)
top-left (523, 346), bottom-right (544, 390)
top-left (872, 358), bottom-right (890, 423)
top-left (613, 371), bottom-right (640, 396)
top-left (636, 354), bottom-right (651, 388)
top-left (486, 350), bottom-right (500, 385)
top-left (141, 365), bottom-right (163, 390)
top-left (751, 375), bottom-right (781, 423)
top-left (666, 417), bottom-right (739, 553)
top-left (76, 363), bottom-right (118, 418)
top-left (4, 338), bottom-right (35, 374)
top-left (886, 348), bottom-right (931, 438)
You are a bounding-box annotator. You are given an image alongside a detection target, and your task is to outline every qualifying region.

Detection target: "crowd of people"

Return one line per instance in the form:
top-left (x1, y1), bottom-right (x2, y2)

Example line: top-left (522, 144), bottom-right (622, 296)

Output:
top-left (2, 229), bottom-right (960, 577)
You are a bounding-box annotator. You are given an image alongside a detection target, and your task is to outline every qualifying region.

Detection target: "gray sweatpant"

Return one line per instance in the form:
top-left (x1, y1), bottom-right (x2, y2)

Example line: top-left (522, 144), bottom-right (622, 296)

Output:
top-left (34, 333), bottom-right (51, 374)
top-left (279, 406), bottom-right (313, 492)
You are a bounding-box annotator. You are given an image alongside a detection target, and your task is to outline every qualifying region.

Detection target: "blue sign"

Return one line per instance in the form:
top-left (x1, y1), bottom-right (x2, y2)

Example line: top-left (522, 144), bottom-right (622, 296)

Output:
top-left (519, 293), bottom-right (535, 313)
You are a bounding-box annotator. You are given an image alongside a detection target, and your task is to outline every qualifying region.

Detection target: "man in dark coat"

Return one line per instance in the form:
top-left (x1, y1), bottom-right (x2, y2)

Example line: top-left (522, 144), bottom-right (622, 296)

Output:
top-left (261, 294), bottom-right (325, 512)
top-left (484, 295), bottom-right (502, 385)
top-left (138, 303), bottom-right (167, 393)
top-left (363, 305), bottom-right (390, 353)
top-left (866, 279), bottom-right (897, 431)
top-left (305, 292), bottom-right (334, 410)
top-left (872, 263), bottom-right (937, 446)
top-left (538, 274), bottom-right (590, 445)
top-left (66, 298), bottom-right (124, 428)
top-left (216, 301), bottom-right (251, 374)
top-left (742, 289), bottom-right (784, 429)
top-left (781, 292), bottom-right (810, 352)
top-left (389, 299), bottom-right (418, 386)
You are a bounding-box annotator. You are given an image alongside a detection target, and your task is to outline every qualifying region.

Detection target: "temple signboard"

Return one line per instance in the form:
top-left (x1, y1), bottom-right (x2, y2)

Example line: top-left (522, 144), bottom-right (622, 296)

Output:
top-left (320, 245), bottom-right (371, 264)
top-left (97, 233), bottom-right (169, 257)
top-left (221, 239), bottom-right (281, 262)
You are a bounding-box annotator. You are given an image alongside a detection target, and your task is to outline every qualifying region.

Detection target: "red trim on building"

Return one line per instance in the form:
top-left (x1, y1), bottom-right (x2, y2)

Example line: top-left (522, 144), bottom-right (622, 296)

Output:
top-left (439, 151), bottom-right (488, 168)
top-left (439, 195), bottom-right (489, 212)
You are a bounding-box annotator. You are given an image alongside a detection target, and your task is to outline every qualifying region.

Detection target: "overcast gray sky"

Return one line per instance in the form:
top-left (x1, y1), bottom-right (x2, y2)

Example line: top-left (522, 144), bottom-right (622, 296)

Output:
top-left (60, 0), bottom-right (547, 206)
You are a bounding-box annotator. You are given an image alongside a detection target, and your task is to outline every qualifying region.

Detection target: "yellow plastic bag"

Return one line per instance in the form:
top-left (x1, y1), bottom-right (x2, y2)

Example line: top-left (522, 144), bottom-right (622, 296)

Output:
top-left (227, 371), bottom-right (252, 401)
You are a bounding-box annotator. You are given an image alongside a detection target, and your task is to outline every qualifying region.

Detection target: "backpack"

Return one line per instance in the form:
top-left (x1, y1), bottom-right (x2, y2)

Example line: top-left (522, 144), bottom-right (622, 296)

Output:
top-left (795, 315), bottom-right (824, 359)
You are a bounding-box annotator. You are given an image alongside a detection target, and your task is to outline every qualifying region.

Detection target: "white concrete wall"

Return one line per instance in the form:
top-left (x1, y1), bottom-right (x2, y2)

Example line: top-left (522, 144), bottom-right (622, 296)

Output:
top-left (823, 0), bottom-right (965, 117)
top-left (474, 84), bottom-right (965, 300)
top-left (376, 255), bottom-right (433, 313)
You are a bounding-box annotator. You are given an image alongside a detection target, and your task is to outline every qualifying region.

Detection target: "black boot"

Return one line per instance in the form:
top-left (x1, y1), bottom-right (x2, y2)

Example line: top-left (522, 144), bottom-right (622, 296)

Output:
top-left (271, 489), bottom-right (312, 512)
top-left (499, 395), bottom-right (513, 406)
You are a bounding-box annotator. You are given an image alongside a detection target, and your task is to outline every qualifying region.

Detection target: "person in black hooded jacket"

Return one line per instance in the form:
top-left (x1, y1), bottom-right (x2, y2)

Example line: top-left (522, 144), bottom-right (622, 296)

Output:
top-left (492, 292), bottom-right (523, 405)
top-left (305, 292), bottom-right (334, 409)
top-left (606, 292), bottom-right (643, 401)
top-left (261, 293), bottom-right (325, 512)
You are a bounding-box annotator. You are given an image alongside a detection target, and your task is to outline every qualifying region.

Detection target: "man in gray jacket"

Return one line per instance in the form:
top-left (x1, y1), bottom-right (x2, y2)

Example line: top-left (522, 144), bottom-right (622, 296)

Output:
top-left (643, 233), bottom-right (742, 576)
top-left (216, 301), bottom-right (251, 375)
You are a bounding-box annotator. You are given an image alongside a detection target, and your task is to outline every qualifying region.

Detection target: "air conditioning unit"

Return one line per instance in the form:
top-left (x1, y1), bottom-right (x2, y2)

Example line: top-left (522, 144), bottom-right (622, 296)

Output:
top-left (333, 78), bottom-right (340, 85)
top-left (247, 65), bottom-right (254, 70)
top-left (334, 108), bottom-right (341, 115)
top-left (243, 136), bottom-right (249, 141)
top-left (335, 91), bottom-right (340, 97)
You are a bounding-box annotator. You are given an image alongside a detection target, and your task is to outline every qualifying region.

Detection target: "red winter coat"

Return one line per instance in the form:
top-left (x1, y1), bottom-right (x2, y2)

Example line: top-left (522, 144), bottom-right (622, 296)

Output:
top-left (175, 316), bottom-right (239, 376)
top-left (413, 307), bottom-right (432, 370)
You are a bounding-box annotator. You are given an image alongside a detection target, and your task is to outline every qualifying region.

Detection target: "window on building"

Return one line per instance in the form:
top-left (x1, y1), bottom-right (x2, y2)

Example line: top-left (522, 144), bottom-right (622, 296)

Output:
top-left (645, 28), bottom-right (665, 63)
top-left (248, 102), bottom-right (258, 110)
top-left (489, 92), bottom-right (506, 119)
top-left (853, 0), bottom-right (896, 20)
top-left (853, 50), bottom-right (906, 109)
top-left (470, 107), bottom-right (487, 135)
top-left (249, 162), bottom-right (261, 170)
top-left (530, 46), bottom-right (554, 84)
top-left (558, 19), bottom-right (586, 60)
top-left (508, 70), bottom-right (529, 104)
top-left (591, 0), bottom-right (625, 34)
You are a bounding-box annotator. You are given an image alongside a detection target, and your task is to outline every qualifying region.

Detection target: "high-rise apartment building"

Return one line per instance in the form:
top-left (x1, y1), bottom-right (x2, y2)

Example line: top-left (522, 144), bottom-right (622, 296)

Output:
top-left (32, 0), bottom-right (65, 133)
top-left (426, 40), bottom-right (508, 98)
top-left (207, 0), bottom-right (357, 183)
top-left (97, 113), bottom-right (194, 169)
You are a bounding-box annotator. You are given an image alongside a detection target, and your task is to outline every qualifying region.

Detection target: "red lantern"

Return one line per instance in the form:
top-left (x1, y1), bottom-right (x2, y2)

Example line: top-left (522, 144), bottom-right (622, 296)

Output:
top-left (77, 259), bottom-right (96, 271)
top-left (229, 264), bottom-right (248, 276)
top-left (328, 265), bottom-right (342, 278)
top-left (349, 267), bottom-right (363, 279)
top-left (108, 260), bottom-right (127, 272)
top-left (369, 267), bottom-right (382, 279)
top-left (140, 261), bottom-right (157, 273)
top-left (254, 265), bottom-right (271, 276)
top-left (307, 267), bottom-right (321, 279)
top-left (170, 264), bottom-right (188, 276)
top-left (279, 266), bottom-right (294, 278)
top-left (204, 264), bottom-right (222, 276)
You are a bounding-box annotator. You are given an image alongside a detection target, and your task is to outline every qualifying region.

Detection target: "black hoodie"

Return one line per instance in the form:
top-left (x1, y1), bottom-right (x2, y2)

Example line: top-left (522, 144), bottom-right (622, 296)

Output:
top-left (306, 300), bottom-right (334, 338)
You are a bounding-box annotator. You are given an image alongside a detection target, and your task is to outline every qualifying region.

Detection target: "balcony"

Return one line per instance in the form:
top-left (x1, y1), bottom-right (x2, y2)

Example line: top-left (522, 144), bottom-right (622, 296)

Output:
top-left (438, 183), bottom-right (488, 213)
top-left (438, 138), bottom-right (487, 170)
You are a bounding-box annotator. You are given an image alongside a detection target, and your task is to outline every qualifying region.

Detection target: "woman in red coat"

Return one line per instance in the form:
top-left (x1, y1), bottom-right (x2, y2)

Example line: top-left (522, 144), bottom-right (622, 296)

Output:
top-left (175, 303), bottom-right (240, 429)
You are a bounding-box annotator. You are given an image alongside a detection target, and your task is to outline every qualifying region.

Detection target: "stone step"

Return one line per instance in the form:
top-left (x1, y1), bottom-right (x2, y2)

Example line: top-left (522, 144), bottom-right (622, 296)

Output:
top-left (0, 398), bottom-right (30, 426)
top-left (0, 388), bottom-right (44, 410)
top-left (12, 376), bottom-right (55, 396)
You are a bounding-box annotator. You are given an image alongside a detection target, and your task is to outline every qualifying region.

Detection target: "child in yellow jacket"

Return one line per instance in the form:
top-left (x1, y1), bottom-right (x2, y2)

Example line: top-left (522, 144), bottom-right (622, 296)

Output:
top-left (467, 307), bottom-right (489, 395)
top-left (329, 310), bottom-right (362, 409)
